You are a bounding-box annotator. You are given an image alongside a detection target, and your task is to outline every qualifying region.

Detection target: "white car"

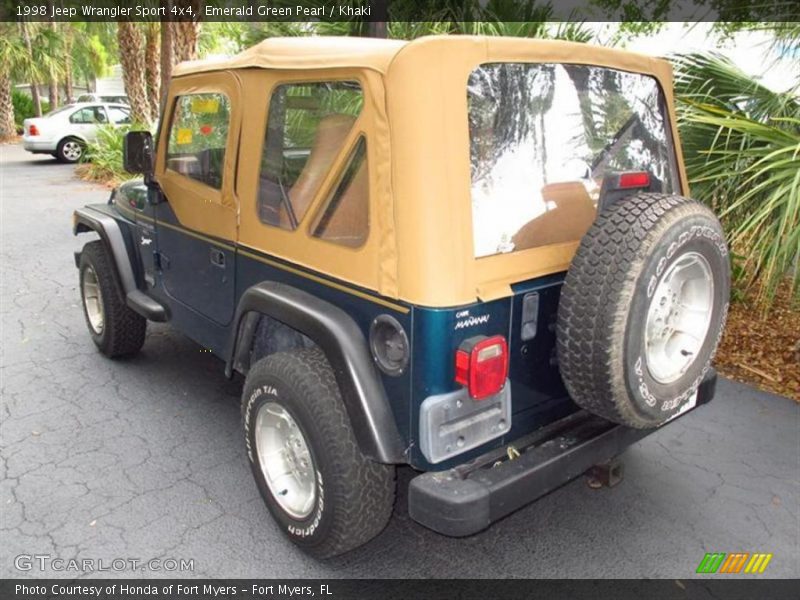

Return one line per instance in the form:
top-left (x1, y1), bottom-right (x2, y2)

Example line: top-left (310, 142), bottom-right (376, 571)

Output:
top-left (22, 103), bottom-right (132, 163)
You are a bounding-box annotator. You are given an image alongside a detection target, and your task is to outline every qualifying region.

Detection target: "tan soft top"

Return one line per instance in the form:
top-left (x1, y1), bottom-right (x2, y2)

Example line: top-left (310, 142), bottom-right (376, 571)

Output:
top-left (173, 34), bottom-right (668, 78)
top-left (168, 36), bottom-right (684, 307)
top-left (174, 36), bottom-right (408, 75)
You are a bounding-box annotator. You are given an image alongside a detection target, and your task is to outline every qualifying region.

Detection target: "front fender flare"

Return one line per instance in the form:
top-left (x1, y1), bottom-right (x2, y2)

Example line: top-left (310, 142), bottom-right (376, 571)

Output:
top-left (73, 205), bottom-right (168, 322)
top-left (73, 206), bottom-right (138, 295)
top-left (227, 282), bottom-right (407, 464)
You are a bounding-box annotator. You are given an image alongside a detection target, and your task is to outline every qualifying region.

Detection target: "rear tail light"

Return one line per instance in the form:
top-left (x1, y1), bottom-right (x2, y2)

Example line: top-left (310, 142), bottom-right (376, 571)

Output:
top-left (598, 170), bottom-right (655, 213)
top-left (28, 124), bottom-right (39, 136)
top-left (618, 171), bottom-right (650, 189)
top-left (455, 335), bottom-right (509, 400)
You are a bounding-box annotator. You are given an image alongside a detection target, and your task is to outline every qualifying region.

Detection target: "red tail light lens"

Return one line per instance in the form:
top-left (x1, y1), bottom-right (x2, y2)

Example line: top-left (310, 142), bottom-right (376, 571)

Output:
top-left (28, 124), bottom-right (39, 136)
top-left (618, 171), bottom-right (650, 188)
top-left (454, 335), bottom-right (509, 400)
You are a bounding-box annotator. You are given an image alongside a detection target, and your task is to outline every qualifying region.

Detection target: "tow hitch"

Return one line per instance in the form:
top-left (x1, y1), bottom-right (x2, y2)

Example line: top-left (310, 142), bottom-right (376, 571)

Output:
top-left (586, 458), bottom-right (624, 489)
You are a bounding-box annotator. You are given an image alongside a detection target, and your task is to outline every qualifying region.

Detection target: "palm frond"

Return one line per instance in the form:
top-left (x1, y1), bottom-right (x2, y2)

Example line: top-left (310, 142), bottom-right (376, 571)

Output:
top-left (674, 52), bottom-right (800, 308)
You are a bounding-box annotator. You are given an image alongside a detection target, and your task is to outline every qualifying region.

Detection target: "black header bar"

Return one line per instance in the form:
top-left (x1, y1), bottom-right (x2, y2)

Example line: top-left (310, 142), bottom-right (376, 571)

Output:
top-left (1, 0), bottom-right (799, 22)
top-left (2, 579), bottom-right (799, 600)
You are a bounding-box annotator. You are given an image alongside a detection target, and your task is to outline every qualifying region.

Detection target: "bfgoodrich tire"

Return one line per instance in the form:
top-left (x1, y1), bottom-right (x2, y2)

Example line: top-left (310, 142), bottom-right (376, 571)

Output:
top-left (79, 241), bottom-right (146, 357)
top-left (242, 349), bottom-right (395, 558)
top-left (557, 193), bottom-right (730, 429)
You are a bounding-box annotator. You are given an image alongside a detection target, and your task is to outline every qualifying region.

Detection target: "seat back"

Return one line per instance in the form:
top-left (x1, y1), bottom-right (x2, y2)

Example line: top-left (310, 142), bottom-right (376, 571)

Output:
top-left (512, 182), bottom-right (597, 250)
top-left (278, 114), bottom-right (356, 228)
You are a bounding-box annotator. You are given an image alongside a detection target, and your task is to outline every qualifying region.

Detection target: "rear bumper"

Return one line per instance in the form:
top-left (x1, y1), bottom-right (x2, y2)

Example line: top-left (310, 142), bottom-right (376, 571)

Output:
top-left (408, 369), bottom-right (717, 537)
top-left (22, 138), bottom-right (56, 153)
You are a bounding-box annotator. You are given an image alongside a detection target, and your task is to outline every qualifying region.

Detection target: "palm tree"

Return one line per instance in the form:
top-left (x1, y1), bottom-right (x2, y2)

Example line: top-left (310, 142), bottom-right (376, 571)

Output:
top-left (173, 22), bottom-right (200, 63)
top-left (18, 21), bottom-right (41, 117)
top-left (117, 22), bottom-right (151, 123)
top-left (172, 0), bottom-right (202, 62)
top-left (47, 0), bottom-right (59, 109)
top-left (14, 22), bottom-right (64, 117)
top-left (159, 2), bottom-right (201, 104)
top-left (63, 27), bottom-right (75, 104)
top-left (33, 26), bottom-right (63, 111)
top-left (143, 22), bottom-right (160, 118)
top-left (673, 52), bottom-right (800, 307)
top-left (160, 21), bottom-right (173, 105)
top-left (0, 25), bottom-right (25, 139)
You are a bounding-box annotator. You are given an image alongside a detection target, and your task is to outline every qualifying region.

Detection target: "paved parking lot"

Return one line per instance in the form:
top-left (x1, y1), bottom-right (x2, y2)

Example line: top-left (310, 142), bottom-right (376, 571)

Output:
top-left (1, 143), bottom-right (798, 578)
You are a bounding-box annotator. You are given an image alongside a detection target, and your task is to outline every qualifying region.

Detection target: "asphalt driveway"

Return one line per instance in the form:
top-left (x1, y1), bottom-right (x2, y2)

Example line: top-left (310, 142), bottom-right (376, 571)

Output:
top-left (1, 143), bottom-right (798, 578)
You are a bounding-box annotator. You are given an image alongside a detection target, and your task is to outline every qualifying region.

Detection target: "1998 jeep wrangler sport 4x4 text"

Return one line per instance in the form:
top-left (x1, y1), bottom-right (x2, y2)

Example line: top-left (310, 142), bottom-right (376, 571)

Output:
top-left (73, 36), bottom-right (730, 558)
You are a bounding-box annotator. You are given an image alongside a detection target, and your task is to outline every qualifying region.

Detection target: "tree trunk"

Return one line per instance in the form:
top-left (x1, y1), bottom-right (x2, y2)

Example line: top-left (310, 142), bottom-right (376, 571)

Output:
top-left (63, 20), bottom-right (73, 103)
top-left (144, 23), bottom-right (160, 119)
top-left (173, 21), bottom-right (200, 63)
top-left (0, 69), bottom-right (16, 139)
top-left (30, 84), bottom-right (42, 116)
top-left (47, 3), bottom-right (58, 109)
top-left (48, 81), bottom-right (58, 109)
top-left (172, 1), bottom-right (201, 63)
top-left (367, 1), bottom-right (388, 38)
top-left (117, 22), bottom-right (150, 123)
top-left (63, 54), bottom-right (73, 104)
top-left (160, 20), bottom-right (173, 106)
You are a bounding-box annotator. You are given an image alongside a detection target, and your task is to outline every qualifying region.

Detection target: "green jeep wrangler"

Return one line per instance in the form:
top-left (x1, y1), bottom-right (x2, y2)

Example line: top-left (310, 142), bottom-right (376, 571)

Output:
top-left (73, 36), bottom-right (730, 558)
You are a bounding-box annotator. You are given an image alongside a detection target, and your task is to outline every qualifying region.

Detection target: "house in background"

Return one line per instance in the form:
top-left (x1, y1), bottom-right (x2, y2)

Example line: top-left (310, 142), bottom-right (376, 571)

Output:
top-left (15, 64), bottom-right (125, 106)
top-left (94, 65), bottom-right (125, 97)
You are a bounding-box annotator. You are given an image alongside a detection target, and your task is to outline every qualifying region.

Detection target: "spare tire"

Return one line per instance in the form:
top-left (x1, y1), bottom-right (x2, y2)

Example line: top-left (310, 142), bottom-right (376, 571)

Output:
top-left (557, 193), bottom-right (730, 429)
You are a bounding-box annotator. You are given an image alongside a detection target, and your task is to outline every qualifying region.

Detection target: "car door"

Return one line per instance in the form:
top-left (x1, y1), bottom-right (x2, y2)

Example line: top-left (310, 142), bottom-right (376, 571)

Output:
top-left (152, 72), bottom-right (241, 326)
top-left (68, 105), bottom-right (108, 142)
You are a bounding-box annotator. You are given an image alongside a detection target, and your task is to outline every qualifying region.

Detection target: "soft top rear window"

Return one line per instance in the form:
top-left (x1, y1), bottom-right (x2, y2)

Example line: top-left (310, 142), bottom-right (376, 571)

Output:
top-left (468, 63), bottom-right (679, 258)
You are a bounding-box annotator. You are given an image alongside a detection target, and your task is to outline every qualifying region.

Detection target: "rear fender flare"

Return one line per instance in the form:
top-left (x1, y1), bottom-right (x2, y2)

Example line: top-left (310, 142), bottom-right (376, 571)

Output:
top-left (227, 281), bottom-right (407, 464)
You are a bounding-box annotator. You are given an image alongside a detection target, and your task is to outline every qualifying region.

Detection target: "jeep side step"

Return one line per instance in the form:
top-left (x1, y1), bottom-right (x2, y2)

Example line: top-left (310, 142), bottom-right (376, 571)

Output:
top-left (408, 370), bottom-right (717, 537)
top-left (126, 290), bottom-right (169, 322)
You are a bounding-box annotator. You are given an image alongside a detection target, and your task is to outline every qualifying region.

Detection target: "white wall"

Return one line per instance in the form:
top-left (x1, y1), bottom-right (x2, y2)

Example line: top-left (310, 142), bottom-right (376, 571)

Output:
top-left (95, 65), bottom-right (125, 95)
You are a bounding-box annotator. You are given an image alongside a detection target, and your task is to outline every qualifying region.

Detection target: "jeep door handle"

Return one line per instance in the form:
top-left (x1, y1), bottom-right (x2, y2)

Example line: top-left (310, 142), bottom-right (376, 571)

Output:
top-left (210, 248), bottom-right (226, 268)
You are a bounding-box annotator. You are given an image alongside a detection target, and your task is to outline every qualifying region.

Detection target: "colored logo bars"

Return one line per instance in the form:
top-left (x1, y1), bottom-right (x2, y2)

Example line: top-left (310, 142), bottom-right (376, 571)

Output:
top-left (696, 552), bottom-right (773, 574)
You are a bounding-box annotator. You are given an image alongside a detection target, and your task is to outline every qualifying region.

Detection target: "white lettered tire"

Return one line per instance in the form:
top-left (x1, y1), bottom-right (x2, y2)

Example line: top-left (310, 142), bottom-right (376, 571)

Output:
top-left (557, 193), bottom-right (730, 428)
top-left (242, 348), bottom-right (395, 558)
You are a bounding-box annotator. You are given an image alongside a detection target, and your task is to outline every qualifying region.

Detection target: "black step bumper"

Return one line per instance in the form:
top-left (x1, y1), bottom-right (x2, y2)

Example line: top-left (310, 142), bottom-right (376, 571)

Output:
top-left (408, 370), bottom-right (717, 537)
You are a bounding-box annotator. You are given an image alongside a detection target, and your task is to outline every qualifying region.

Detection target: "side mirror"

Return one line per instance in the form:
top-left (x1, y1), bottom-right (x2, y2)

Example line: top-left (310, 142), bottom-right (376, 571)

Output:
top-left (123, 131), bottom-right (154, 176)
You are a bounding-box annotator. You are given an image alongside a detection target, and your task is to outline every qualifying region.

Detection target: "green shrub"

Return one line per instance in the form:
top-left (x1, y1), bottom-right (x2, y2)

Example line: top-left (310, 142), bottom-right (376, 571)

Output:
top-left (12, 89), bottom-right (50, 129)
top-left (80, 123), bottom-right (151, 185)
top-left (673, 52), bottom-right (800, 310)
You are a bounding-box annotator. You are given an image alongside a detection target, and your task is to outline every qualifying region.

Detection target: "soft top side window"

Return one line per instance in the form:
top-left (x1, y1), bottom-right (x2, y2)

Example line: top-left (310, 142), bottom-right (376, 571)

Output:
top-left (257, 81), bottom-right (363, 230)
top-left (166, 93), bottom-right (231, 190)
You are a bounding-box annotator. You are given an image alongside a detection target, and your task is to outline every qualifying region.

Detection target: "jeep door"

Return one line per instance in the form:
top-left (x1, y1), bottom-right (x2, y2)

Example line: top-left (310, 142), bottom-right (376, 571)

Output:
top-left (152, 72), bottom-right (241, 326)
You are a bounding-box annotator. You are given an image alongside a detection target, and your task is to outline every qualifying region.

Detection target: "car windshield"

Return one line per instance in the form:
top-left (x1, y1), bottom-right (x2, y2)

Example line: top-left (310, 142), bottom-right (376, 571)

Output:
top-left (468, 63), bottom-right (679, 258)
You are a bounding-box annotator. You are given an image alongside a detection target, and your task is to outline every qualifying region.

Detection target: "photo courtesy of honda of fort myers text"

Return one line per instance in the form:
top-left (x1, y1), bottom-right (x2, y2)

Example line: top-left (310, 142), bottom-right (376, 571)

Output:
top-left (1, 0), bottom-right (798, 598)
